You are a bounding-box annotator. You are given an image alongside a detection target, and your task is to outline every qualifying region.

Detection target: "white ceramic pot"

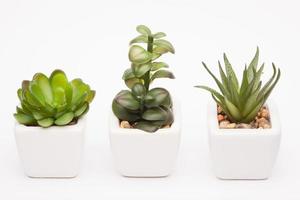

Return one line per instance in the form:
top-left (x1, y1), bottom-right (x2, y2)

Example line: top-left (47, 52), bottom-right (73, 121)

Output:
top-left (14, 118), bottom-right (86, 178)
top-left (109, 100), bottom-right (181, 177)
top-left (208, 101), bottom-right (281, 180)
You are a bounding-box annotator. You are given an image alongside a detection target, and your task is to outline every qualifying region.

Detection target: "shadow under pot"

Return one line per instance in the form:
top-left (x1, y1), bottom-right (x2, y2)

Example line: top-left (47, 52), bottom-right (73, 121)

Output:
top-left (207, 101), bottom-right (281, 180)
top-left (14, 118), bottom-right (86, 178)
top-left (109, 100), bottom-right (181, 178)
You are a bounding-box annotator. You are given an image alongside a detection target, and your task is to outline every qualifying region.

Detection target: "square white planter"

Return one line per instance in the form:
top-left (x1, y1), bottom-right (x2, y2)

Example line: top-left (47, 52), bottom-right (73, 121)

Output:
top-left (208, 101), bottom-right (281, 180)
top-left (14, 118), bottom-right (86, 178)
top-left (109, 100), bottom-right (181, 177)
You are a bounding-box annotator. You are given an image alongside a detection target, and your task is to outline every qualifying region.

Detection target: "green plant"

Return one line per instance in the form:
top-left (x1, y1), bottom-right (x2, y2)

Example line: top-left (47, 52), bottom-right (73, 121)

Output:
top-left (14, 69), bottom-right (95, 127)
top-left (112, 25), bottom-right (175, 132)
top-left (196, 48), bottom-right (281, 123)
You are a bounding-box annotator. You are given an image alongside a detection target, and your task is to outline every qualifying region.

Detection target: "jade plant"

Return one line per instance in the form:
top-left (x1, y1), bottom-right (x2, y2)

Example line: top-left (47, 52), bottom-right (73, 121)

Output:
top-left (196, 48), bottom-right (281, 124)
top-left (14, 69), bottom-right (95, 127)
top-left (112, 25), bottom-right (175, 132)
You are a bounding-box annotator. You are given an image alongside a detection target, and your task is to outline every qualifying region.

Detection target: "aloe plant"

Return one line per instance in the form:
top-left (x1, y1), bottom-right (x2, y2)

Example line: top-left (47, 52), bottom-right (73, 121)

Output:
top-left (196, 48), bottom-right (281, 123)
top-left (14, 69), bottom-right (95, 127)
top-left (112, 25), bottom-right (175, 132)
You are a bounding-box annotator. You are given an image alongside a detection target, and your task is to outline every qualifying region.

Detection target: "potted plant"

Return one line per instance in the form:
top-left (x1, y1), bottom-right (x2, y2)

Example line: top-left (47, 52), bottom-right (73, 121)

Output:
top-left (110, 25), bottom-right (181, 177)
top-left (196, 48), bottom-right (281, 179)
top-left (14, 69), bottom-right (95, 178)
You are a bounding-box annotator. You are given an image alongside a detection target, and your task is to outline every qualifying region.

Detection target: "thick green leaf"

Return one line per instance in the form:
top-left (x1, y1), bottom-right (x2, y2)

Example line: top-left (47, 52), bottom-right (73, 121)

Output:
top-left (153, 39), bottom-right (175, 54)
top-left (49, 69), bottom-right (68, 91)
top-left (225, 98), bottom-right (242, 122)
top-left (114, 90), bottom-right (140, 110)
top-left (112, 100), bottom-right (140, 122)
top-left (17, 89), bottom-right (23, 101)
top-left (24, 90), bottom-right (42, 107)
top-left (202, 62), bottom-right (230, 97)
top-left (218, 61), bottom-right (229, 91)
top-left (132, 63), bottom-right (151, 77)
top-left (75, 103), bottom-right (88, 117)
top-left (144, 88), bottom-right (170, 107)
top-left (142, 107), bottom-right (168, 121)
top-left (195, 85), bottom-right (224, 102)
top-left (55, 112), bottom-right (74, 126)
top-left (133, 121), bottom-right (161, 133)
top-left (136, 25), bottom-right (151, 35)
top-left (130, 35), bottom-right (148, 45)
top-left (86, 90), bottom-right (95, 103)
top-left (33, 73), bottom-right (53, 104)
top-left (129, 45), bottom-right (152, 64)
top-left (223, 53), bottom-right (239, 90)
top-left (247, 47), bottom-right (259, 82)
top-left (53, 87), bottom-right (66, 107)
top-left (150, 70), bottom-right (175, 82)
top-left (38, 118), bottom-right (54, 127)
top-left (29, 81), bottom-right (45, 105)
top-left (14, 113), bottom-right (36, 125)
top-left (151, 52), bottom-right (161, 60)
top-left (151, 62), bottom-right (169, 71)
top-left (122, 68), bottom-right (135, 80)
top-left (132, 83), bottom-right (146, 98)
top-left (71, 79), bottom-right (90, 105)
top-left (153, 46), bottom-right (169, 54)
top-left (153, 32), bottom-right (166, 39)
top-left (125, 78), bottom-right (142, 89)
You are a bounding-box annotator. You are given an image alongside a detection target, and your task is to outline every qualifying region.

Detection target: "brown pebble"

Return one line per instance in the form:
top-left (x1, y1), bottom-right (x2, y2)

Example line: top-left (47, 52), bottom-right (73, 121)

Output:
top-left (120, 121), bottom-right (132, 128)
top-left (263, 124), bottom-right (271, 129)
top-left (261, 109), bottom-right (269, 119)
top-left (217, 114), bottom-right (225, 122)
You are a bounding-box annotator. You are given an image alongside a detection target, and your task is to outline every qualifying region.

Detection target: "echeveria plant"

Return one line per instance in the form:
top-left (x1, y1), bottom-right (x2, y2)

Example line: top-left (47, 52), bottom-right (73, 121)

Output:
top-left (196, 48), bottom-right (281, 123)
top-left (14, 69), bottom-right (95, 127)
top-left (112, 25), bottom-right (175, 132)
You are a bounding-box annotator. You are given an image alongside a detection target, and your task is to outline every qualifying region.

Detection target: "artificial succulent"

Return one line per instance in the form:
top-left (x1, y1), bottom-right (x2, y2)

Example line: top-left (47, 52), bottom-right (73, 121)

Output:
top-left (112, 25), bottom-right (175, 132)
top-left (14, 69), bottom-right (95, 127)
top-left (196, 48), bottom-right (281, 123)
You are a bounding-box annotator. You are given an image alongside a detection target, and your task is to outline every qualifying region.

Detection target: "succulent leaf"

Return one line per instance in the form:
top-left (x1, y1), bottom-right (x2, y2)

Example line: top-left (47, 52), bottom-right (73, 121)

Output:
top-left (136, 25), bottom-right (151, 36)
top-left (130, 35), bottom-right (148, 45)
top-left (114, 90), bottom-right (140, 110)
top-left (37, 118), bottom-right (54, 128)
top-left (152, 32), bottom-right (166, 39)
top-left (129, 45), bottom-right (152, 64)
top-left (150, 70), bottom-right (175, 82)
top-left (142, 107), bottom-right (168, 121)
top-left (55, 112), bottom-right (74, 126)
top-left (133, 121), bottom-right (161, 133)
top-left (132, 63), bottom-right (152, 77)
top-left (153, 39), bottom-right (175, 54)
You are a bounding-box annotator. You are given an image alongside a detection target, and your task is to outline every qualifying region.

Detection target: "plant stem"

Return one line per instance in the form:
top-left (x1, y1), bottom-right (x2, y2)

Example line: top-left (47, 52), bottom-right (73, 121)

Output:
top-left (144, 36), bottom-right (153, 91)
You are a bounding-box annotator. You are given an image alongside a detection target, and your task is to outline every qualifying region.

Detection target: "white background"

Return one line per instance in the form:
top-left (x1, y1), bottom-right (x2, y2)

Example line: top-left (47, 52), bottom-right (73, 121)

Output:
top-left (0, 0), bottom-right (299, 199)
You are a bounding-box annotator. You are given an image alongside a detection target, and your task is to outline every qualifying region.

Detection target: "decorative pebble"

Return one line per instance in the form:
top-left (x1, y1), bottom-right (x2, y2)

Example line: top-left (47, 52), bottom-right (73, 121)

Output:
top-left (217, 114), bottom-right (224, 122)
top-left (218, 106), bottom-right (271, 129)
top-left (236, 123), bottom-right (252, 129)
top-left (219, 120), bottom-right (230, 128)
top-left (226, 123), bottom-right (236, 129)
top-left (120, 121), bottom-right (132, 128)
